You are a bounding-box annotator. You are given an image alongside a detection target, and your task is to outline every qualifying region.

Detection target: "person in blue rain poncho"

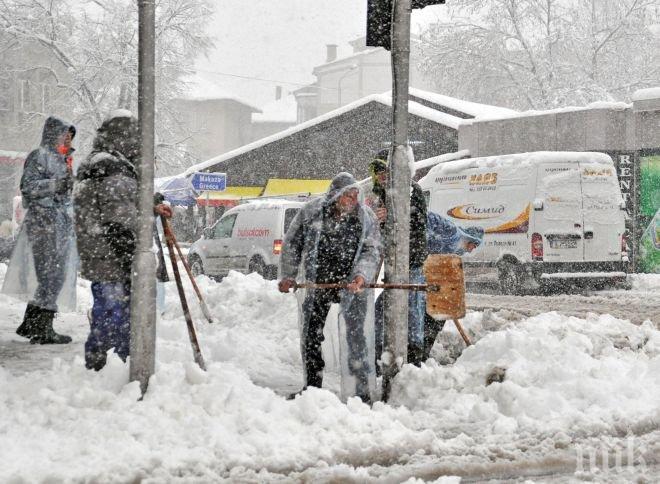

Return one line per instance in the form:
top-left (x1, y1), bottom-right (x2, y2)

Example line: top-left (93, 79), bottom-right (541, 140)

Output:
top-left (423, 211), bottom-right (484, 360)
top-left (279, 172), bottom-right (381, 404)
top-left (3, 116), bottom-right (77, 344)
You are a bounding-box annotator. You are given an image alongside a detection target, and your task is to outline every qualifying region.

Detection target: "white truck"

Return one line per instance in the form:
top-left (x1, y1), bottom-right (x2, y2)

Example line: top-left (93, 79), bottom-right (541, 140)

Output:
top-left (419, 151), bottom-right (628, 293)
top-left (187, 199), bottom-right (304, 280)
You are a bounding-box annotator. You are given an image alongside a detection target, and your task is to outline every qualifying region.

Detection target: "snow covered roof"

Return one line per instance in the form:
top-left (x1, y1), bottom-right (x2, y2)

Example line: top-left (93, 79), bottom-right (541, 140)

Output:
top-left (425, 151), bottom-right (614, 177)
top-left (182, 92), bottom-right (462, 176)
top-left (252, 94), bottom-right (297, 124)
top-left (409, 88), bottom-right (518, 119)
top-left (463, 101), bottom-right (631, 124)
top-left (177, 75), bottom-right (261, 112)
top-left (633, 87), bottom-right (660, 102)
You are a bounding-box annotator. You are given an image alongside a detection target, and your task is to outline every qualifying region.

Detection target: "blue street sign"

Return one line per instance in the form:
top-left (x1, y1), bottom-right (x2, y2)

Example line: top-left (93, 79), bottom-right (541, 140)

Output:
top-left (191, 172), bottom-right (227, 191)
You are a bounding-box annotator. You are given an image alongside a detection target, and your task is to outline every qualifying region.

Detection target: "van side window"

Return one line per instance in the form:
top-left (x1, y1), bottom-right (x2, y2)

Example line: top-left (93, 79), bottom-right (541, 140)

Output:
top-left (284, 208), bottom-right (300, 234)
top-left (213, 214), bottom-right (237, 239)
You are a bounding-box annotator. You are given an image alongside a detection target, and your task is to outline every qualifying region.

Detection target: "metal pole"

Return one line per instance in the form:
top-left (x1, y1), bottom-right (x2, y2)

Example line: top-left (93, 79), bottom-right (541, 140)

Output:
top-left (130, 0), bottom-right (157, 396)
top-left (381, 0), bottom-right (412, 401)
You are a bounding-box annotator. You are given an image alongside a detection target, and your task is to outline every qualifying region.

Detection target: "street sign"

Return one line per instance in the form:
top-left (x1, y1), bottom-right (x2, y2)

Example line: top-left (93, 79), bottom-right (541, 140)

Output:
top-left (191, 172), bottom-right (226, 191)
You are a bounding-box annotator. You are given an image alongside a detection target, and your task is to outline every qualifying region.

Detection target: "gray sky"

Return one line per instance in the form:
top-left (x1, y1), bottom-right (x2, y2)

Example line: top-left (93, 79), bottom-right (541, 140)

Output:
top-left (197, 0), bottom-right (446, 107)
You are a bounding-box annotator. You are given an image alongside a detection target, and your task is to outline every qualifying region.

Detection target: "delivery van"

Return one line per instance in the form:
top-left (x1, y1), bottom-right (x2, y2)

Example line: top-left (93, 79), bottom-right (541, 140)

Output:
top-left (418, 151), bottom-right (628, 293)
top-left (187, 199), bottom-right (304, 280)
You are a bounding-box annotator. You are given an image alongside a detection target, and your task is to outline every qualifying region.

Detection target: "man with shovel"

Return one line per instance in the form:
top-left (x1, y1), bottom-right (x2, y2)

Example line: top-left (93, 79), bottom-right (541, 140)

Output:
top-left (279, 172), bottom-right (381, 403)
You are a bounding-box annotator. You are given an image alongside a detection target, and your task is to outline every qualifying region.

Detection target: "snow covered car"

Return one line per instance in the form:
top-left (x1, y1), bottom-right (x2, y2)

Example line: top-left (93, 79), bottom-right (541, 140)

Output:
top-left (419, 151), bottom-right (628, 293)
top-left (187, 199), bottom-right (304, 280)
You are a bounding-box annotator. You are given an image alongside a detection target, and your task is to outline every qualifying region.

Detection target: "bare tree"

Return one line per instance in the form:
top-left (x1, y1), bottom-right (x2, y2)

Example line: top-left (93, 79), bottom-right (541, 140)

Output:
top-left (0, 0), bottom-right (214, 173)
top-left (418, 0), bottom-right (660, 109)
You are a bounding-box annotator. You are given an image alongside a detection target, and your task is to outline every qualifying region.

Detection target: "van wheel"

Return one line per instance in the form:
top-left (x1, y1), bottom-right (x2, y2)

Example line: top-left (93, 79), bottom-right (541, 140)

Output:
top-left (249, 257), bottom-right (266, 278)
top-left (189, 256), bottom-right (204, 277)
top-left (498, 261), bottom-right (524, 295)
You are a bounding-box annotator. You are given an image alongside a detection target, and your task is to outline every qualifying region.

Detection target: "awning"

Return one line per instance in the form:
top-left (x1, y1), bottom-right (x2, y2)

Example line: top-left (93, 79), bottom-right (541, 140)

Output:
top-left (261, 178), bottom-right (331, 197)
top-left (196, 186), bottom-right (263, 207)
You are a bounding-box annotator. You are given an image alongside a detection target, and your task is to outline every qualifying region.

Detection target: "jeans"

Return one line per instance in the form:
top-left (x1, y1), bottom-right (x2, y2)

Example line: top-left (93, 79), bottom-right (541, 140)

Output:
top-left (375, 266), bottom-right (426, 365)
top-left (85, 281), bottom-right (131, 364)
top-left (301, 288), bottom-right (369, 389)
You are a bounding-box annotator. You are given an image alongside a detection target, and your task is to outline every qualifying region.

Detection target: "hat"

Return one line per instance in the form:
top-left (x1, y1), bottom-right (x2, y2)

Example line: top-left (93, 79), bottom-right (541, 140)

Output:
top-left (460, 226), bottom-right (485, 246)
top-left (369, 149), bottom-right (390, 178)
top-left (327, 172), bottom-right (358, 199)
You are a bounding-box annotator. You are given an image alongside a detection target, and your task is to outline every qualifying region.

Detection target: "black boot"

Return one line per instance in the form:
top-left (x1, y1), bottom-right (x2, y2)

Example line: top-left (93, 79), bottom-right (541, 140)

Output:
top-left (16, 303), bottom-right (41, 339)
top-left (85, 351), bottom-right (107, 371)
top-left (29, 308), bottom-right (72, 345)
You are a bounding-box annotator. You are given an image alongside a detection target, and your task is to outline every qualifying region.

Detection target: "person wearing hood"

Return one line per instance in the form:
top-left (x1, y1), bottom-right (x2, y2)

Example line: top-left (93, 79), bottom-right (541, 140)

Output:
top-left (74, 110), bottom-right (171, 371)
top-left (368, 149), bottom-right (428, 366)
top-left (423, 211), bottom-right (484, 360)
top-left (279, 172), bottom-right (381, 403)
top-left (7, 116), bottom-right (77, 344)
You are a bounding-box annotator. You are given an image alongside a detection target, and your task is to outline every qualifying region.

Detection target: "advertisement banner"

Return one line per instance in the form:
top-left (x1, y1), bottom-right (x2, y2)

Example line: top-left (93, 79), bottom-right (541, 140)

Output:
top-left (638, 151), bottom-right (660, 273)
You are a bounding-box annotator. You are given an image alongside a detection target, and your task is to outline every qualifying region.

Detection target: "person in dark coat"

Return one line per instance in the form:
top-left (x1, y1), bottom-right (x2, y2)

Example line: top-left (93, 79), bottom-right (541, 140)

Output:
top-left (74, 110), bottom-right (171, 371)
top-left (13, 116), bottom-right (77, 344)
top-left (422, 212), bottom-right (484, 360)
top-left (369, 149), bottom-right (428, 366)
top-left (279, 172), bottom-right (381, 402)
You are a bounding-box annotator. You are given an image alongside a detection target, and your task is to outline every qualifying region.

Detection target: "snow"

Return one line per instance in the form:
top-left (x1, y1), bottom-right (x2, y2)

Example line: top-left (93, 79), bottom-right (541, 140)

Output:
top-left (632, 88), bottom-right (660, 102)
top-left (183, 93), bottom-right (463, 177)
top-left (424, 151), bottom-right (614, 177)
top-left (1, 264), bottom-right (659, 481)
top-left (251, 94), bottom-right (297, 124)
top-left (414, 150), bottom-right (471, 173)
top-left (409, 88), bottom-right (518, 119)
top-left (540, 272), bottom-right (627, 280)
top-left (177, 74), bottom-right (262, 112)
top-left (462, 101), bottom-right (632, 124)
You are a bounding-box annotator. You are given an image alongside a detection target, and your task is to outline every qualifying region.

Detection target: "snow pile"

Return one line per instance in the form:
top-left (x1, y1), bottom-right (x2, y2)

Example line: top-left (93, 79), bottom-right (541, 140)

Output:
top-left (1, 269), bottom-right (659, 481)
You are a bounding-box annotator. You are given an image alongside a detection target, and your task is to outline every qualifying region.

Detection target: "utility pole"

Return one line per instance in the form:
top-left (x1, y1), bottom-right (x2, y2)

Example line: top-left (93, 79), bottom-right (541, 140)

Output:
top-left (381, 0), bottom-right (412, 401)
top-left (130, 0), bottom-right (157, 396)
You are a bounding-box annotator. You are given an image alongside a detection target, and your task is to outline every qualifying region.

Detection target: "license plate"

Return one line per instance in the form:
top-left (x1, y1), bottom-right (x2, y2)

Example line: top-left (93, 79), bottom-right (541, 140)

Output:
top-left (549, 239), bottom-right (578, 249)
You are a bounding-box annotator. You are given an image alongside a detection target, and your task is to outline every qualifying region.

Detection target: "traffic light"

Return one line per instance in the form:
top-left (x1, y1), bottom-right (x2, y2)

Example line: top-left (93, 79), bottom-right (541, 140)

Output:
top-left (366, 0), bottom-right (445, 50)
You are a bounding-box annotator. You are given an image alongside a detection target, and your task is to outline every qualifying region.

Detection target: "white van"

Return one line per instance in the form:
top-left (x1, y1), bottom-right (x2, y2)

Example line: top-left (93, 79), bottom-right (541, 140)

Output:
top-left (187, 199), bottom-right (304, 280)
top-left (419, 151), bottom-right (628, 293)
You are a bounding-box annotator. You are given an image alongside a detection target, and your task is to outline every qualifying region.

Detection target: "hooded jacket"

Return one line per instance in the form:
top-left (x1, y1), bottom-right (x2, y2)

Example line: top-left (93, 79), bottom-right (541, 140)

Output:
top-left (280, 172), bottom-right (381, 284)
top-left (427, 212), bottom-right (485, 255)
top-left (74, 112), bottom-right (140, 282)
top-left (20, 116), bottom-right (76, 210)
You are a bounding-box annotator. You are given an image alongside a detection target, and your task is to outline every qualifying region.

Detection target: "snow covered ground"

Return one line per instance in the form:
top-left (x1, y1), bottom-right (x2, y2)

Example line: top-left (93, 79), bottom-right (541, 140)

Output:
top-left (0, 263), bottom-right (659, 483)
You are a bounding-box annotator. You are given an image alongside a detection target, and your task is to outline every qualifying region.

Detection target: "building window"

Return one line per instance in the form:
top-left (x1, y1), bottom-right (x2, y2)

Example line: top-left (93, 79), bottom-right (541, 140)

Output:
top-left (0, 77), bottom-right (10, 110)
top-left (20, 79), bottom-right (31, 112)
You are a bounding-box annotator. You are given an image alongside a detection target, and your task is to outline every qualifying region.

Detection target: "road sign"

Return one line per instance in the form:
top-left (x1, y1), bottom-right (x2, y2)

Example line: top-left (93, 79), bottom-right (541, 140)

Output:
top-left (191, 172), bottom-right (226, 191)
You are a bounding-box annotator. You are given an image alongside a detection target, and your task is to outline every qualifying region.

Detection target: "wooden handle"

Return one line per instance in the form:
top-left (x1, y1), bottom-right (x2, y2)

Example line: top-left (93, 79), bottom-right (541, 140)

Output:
top-left (293, 282), bottom-right (438, 291)
top-left (452, 319), bottom-right (472, 346)
top-left (163, 218), bottom-right (215, 324)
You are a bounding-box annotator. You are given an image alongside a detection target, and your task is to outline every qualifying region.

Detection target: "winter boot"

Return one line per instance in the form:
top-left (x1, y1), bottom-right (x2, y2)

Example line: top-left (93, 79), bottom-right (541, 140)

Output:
top-left (85, 351), bottom-right (107, 372)
top-left (29, 308), bottom-right (72, 345)
top-left (16, 303), bottom-right (41, 339)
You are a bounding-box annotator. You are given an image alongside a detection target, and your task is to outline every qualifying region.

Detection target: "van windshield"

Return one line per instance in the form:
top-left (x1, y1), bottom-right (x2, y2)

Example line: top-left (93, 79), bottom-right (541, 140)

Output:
top-left (284, 208), bottom-right (300, 234)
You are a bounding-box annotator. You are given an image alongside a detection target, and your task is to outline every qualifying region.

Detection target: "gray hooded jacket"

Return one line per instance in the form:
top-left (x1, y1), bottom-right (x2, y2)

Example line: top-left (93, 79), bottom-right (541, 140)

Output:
top-left (280, 172), bottom-right (381, 284)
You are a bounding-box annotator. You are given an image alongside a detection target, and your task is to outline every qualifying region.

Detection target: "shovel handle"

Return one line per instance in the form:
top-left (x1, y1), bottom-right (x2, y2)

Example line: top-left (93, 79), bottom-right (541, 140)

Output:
top-left (293, 282), bottom-right (438, 291)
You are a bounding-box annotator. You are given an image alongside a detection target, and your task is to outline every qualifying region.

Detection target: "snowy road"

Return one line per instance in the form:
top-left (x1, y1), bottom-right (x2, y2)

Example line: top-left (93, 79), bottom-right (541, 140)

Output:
top-left (1, 265), bottom-right (659, 483)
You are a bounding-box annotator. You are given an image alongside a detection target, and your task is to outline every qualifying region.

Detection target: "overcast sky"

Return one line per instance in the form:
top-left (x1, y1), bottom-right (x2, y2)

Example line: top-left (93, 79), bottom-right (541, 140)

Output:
top-left (197, 0), bottom-right (446, 107)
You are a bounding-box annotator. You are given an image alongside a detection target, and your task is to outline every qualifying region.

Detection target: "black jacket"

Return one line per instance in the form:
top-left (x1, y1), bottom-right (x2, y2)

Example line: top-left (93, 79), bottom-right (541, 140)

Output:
top-left (373, 181), bottom-right (428, 269)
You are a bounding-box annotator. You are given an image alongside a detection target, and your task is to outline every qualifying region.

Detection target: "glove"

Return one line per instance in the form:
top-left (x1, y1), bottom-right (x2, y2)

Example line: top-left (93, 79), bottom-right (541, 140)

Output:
top-left (54, 176), bottom-right (74, 195)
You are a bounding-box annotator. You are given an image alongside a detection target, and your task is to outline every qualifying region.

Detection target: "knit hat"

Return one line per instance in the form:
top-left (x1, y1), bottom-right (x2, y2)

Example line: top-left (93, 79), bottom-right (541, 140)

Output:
top-left (369, 148), bottom-right (390, 176)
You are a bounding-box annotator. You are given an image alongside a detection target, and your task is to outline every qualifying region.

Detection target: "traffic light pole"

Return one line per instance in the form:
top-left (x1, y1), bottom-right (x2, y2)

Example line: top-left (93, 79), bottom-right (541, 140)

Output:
top-left (381, 0), bottom-right (412, 402)
top-left (130, 0), bottom-right (157, 396)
